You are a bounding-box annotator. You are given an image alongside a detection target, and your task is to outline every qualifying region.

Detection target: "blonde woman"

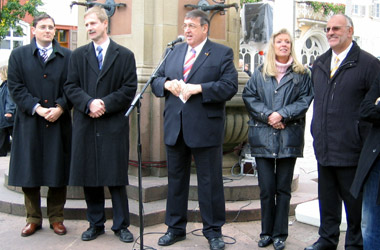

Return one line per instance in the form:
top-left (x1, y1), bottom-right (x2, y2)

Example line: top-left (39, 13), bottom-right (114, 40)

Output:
top-left (242, 29), bottom-right (313, 250)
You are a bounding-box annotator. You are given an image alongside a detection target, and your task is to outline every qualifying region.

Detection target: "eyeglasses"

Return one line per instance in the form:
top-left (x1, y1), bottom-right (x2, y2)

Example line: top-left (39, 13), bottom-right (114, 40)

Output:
top-left (324, 26), bottom-right (350, 33)
top-left (182, 23), bottom-right (201, 30)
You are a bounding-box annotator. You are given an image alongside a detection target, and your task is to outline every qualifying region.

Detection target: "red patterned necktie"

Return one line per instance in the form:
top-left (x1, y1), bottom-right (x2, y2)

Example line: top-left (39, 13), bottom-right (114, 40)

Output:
top-left (183, 48), bottom-right (196, 82)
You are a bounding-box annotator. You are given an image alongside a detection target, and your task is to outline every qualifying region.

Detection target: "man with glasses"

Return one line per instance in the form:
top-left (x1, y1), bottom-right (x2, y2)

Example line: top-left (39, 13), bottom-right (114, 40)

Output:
top-left (151, 10), bottom-right (238, 250)
top-left (305, 14), bottom-right (380, 250)
top-left (7, 13), bottom-right (72, 237)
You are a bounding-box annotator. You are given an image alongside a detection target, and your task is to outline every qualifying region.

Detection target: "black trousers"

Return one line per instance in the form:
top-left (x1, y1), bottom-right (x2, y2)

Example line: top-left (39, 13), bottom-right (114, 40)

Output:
top-left (0, 126), bottom-right (12, 156)
top-left (165, 133), bottom-right (225, 239)
top-left (256, 157), bottom-right (296, 241)
top-left (317, 164), bottom-right (363, 249)
top-left (83, 186), bottom-right (130, 232)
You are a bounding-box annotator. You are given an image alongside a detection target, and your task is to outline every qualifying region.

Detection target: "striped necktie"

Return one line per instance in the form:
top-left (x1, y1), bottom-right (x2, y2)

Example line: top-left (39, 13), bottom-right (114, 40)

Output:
top-left (96, 46), bottom-right (103, 70)
top-left (330, 57), bottom-right (340, 78)
top-left (40, 48), bottom-right (49, 62)
top-left (183, 48), bottom-right (196, 82)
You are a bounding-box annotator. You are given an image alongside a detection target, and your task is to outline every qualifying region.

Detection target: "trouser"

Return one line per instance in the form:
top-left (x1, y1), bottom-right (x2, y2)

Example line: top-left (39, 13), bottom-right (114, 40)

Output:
top-left (256, 157), bottom-right (296, 241)
top-left (165, 131), bottom-right (225, 239)
top-left (317, 164), bottom-right (363, 250)
top-left (362, 158), bottom-right (380, 250)
top-left (83, 186), bottom-right (130, 232)
top-left (0, 126), bottom-right (12, 156)
top-left (22, 186), bottom-right (67, 225)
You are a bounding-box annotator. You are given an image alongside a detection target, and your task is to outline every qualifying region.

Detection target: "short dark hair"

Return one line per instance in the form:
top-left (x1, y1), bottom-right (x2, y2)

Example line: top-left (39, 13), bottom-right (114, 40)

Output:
top-left (185, 10), bottom-right (210, 28)
top-left (32, 13), bottom-right (55, 27)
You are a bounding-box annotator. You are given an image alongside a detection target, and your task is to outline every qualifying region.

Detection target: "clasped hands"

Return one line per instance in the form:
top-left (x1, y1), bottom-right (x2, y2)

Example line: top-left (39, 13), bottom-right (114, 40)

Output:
top-left (164, 79), bottom-right (202, 102)
top-left (36, 105), bottom-right (64, 122)
top-left (88, 99), bottom-right (105, 118)
top-left (268, 112), bottom-right (285, 130)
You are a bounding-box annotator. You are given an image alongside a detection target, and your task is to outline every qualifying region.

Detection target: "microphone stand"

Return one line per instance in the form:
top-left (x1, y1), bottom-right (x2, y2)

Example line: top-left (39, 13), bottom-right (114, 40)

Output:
top-left (125, 44), bottom-right (176, 250)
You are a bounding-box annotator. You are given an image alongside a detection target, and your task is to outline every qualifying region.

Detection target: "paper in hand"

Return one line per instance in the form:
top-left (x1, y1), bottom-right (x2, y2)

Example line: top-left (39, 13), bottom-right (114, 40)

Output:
top-left (178, 80), bottom-right (187, 103)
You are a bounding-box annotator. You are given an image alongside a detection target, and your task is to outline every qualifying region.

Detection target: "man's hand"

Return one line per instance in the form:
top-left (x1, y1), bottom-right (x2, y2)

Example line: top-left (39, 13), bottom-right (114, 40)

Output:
top-left (268, 112), bottom-right (283, 126)
top-left (164, 80), bottom-right (182, 97)
top-left (181, 83), bottom-right (202, 101)
top-left (272, 122), bottom-right (286, 130)
top-left (36, 106), bottom-right (50, 118)
top-left (89, 99), bottom-right (105, 118)
top-left (45, 106), bottom-right (64, 123)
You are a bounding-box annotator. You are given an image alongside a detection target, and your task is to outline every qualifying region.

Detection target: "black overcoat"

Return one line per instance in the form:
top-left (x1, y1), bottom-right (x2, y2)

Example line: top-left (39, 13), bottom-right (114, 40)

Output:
top-left (311, 42), bottom-right (380, 166)
top-left (7, 38), bottom-right (72, 187)
top-left (64, 39), bottom-right (137, 186)
top-left (351, 73), bottom-right (380, 204)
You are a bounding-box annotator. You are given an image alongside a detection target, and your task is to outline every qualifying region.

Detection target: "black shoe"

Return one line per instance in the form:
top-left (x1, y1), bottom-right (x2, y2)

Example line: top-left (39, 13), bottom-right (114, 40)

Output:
top-left (258, 235), bottom-right (273, 247)
top-left (273, 238), bottom-right (285, 250)
top-left (157, 232), bottom-right (186, 246)
top-left (304, 241), bottom-right (337, 250)
top-left (115, 228), bottom-right (134, 243)
top-left (81, 227), bottom-right (105, 241)
top-left (208, 237), bottom-right (225, 250)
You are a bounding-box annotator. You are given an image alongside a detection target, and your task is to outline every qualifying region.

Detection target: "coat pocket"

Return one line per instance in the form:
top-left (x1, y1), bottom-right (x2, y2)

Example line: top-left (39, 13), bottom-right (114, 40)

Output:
top-left (248, 120), bottom-right (268, 148)
top-left (281, 122), bottom-right (304, 148)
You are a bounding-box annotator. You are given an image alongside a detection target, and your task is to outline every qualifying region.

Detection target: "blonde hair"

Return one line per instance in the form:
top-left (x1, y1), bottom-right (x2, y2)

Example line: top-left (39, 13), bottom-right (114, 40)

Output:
top-left (84, 6), bottom-right (108, 23)
top-left (262, 28), bottom-right (305, 78)
top-left (0, 65), bottom-right (7, 81)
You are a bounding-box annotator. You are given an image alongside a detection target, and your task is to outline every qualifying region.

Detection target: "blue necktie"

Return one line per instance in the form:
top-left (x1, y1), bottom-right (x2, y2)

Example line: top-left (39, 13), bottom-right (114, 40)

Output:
top-left (40, 48), bottom-right (48, 62)
top-left (96, 46), bottom-right (103, 70)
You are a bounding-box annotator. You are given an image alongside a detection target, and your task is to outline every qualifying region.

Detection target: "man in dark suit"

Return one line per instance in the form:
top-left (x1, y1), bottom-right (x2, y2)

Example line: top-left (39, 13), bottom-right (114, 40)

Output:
top-left (151, 10), bottom-right (238, 250)
top-left (64, 7), bottom-right (137, 243)
top-left (306, 14), bottom-right (380, 250)
top-left (7, 13), bottom-right (72, 237)
top-left (351, 72), bottom-right (380, 249)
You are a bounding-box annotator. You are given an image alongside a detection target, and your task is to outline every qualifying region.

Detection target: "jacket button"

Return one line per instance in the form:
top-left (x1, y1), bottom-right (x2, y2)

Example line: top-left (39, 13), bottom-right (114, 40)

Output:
top-left (96, 133), bottom-right (100, 136)
top-left (46, 124), bottom-right (49, 128)
top-left (274, 91), bottom-right (277, 94)
top-left (43, 74), bottom-right (47, 78)
top-left (44, 99), bottom-right (48, 103)
top-left (373, 149), bottom-right (377, 153)
top-left (272, 153), bottom-right (276, 156)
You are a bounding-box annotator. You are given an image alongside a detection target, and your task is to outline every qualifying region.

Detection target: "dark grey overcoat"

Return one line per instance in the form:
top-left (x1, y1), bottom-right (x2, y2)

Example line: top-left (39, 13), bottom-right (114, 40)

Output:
top-left (7, 38), bottom-right (72, 187)
top-left (64, 39), bottom-right (137, 187)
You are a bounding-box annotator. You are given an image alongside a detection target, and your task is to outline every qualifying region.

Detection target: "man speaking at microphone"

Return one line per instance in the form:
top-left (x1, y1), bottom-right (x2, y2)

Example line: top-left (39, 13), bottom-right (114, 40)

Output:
top-left (151, 10), bottom-right (238, 250)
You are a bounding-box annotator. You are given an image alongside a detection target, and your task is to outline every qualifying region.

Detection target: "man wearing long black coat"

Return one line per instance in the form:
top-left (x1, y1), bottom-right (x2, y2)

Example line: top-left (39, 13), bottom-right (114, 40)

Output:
top-left (64, 7), bottom-right (137, 243)
top-left (7, 14), bottom-right (72, 237)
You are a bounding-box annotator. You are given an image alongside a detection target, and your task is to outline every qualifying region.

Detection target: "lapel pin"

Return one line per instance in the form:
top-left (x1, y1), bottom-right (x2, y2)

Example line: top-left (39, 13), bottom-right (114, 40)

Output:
top-left (205, 52), bottom-right (209, 56)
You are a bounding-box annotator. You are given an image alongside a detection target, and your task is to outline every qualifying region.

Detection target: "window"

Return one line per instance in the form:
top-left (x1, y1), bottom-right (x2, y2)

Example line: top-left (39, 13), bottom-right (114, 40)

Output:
top-left (0, 21), bottom-right (29, 52)
top-left (0, 28), bottom-right (25, 50)
top-left (372, 1), bottom-right (380, 18)
top-left (301, 37), bottom-right (323, 67)
top-left (55, 29), bottom-right (69, 48)
top-left (352, 5), bottom-right (366, 16)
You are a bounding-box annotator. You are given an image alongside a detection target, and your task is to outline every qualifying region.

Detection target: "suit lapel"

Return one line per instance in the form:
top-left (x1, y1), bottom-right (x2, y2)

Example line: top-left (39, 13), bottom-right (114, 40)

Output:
top-left (85, 43), bottom-right (100, 75)
top-left (186, 40), bottom-right (212, 82)
top-left (176, 44), bottom-right (187, 81)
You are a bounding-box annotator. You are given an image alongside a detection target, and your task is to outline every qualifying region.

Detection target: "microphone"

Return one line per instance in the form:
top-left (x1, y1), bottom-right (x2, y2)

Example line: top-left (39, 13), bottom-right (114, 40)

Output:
top-left (167, 35), bottom-right (185, 46)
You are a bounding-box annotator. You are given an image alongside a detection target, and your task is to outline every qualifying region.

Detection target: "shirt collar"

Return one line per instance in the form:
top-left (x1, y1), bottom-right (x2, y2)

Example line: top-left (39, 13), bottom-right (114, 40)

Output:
top-left (187, 37), bottom-right (208, 55)
top-left (35, 41), bottom-right (53, 51)
top-left (93, 37), bottom-right (110, 53)
top-left (332, 42), bottom-right (353, 64)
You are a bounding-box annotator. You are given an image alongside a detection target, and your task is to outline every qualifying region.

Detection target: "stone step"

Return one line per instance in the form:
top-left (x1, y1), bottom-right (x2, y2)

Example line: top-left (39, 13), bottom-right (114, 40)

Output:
top-left (0, 171), bottom-right (318, 226)
top-left (4, 173), bottom-right (299, 202)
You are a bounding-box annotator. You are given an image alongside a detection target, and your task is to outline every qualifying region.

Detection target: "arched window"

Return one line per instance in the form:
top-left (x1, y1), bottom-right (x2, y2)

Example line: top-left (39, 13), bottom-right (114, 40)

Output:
top-left (301, 37), bottom-right (322, 67)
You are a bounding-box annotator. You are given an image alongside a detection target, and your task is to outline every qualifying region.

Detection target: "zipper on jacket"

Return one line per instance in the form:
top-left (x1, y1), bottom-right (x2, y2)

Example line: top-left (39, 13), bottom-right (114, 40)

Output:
top-left (331, 82), bottom-right (337, 101)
